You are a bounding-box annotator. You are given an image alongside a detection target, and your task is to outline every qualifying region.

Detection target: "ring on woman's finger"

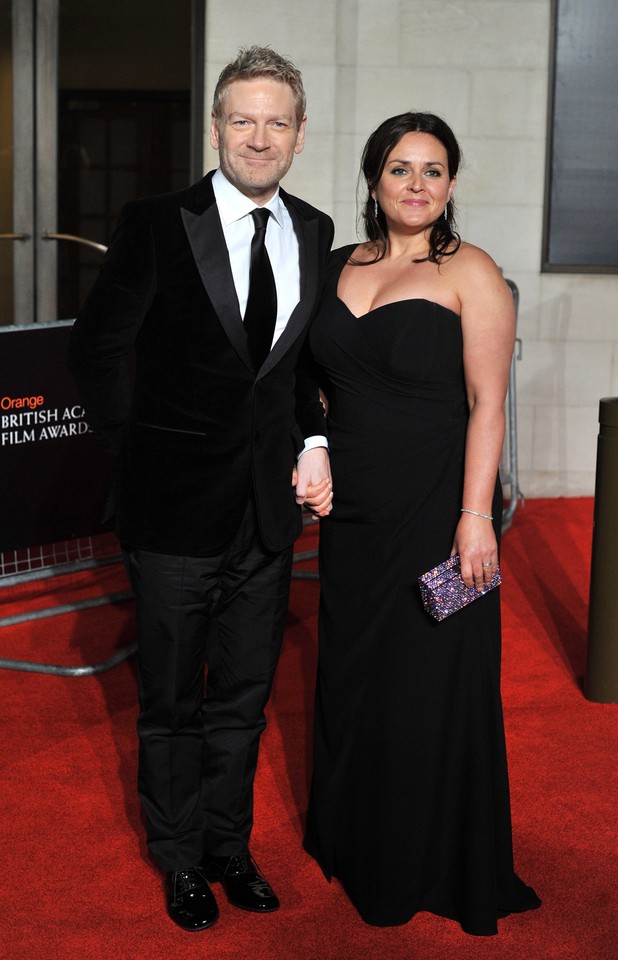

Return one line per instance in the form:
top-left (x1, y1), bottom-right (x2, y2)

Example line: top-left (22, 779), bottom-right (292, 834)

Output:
top-left (482, 562), bottom-right (492, 568)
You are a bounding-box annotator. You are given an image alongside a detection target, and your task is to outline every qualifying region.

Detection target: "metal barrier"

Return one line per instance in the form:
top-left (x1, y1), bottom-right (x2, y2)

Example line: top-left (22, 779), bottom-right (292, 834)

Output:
top-left (0, 534), bottom-right (134, 675)
top-left (501, 279), bottom-right (524, 532)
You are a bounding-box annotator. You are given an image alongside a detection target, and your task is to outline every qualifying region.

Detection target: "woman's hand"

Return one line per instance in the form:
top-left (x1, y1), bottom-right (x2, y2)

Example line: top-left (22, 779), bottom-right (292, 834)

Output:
top-left (296, 476), bottom-right (333, 518)
top-left (451, 513), bottom-right (498, 588)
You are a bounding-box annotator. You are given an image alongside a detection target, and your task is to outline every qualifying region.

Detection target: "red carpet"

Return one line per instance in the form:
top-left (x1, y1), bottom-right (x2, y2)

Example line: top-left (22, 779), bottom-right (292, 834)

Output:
top-left (1, 498), bottom-right (616, 959)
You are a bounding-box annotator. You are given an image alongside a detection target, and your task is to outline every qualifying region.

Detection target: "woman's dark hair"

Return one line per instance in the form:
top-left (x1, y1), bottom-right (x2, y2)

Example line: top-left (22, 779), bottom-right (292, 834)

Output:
top-left (358, 111), bottom-right (462, 264)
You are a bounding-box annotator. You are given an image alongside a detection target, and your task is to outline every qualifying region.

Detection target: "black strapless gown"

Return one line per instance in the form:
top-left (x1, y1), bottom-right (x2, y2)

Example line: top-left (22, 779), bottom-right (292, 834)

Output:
top-left (303, 245), bottom-right (540, 936)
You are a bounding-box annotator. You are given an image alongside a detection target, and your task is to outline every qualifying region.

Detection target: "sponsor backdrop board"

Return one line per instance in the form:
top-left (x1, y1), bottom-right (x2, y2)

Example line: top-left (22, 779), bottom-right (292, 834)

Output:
top-left (1, 322), bottom-right (115, 552)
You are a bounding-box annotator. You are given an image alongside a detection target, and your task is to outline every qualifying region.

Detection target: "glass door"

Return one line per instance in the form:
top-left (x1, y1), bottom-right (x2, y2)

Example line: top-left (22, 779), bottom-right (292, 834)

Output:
top-left (0, 0), bottom-right (36, 327)
top-left (0, 0), bottom-right (203, 326)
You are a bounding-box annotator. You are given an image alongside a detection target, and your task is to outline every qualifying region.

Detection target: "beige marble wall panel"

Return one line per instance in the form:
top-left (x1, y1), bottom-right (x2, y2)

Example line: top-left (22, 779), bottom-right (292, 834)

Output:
top-left (281, 133), bottom-right (336, 212)
top-left (531, 404), bottom-right (599, 488)
top-left (611, 347), bottom-right (618, 397)
top-left (538, 276), bottom-right (618, 343)
top-left (352, 67), bottom-right (470, 140)
top-left (517, 341), bottom-right (613, 408)
top-left (463, 205), bottom-right (543, 274)
top-left (469, 69), bottom-right (548, 139)
top-left (204, 0), bottom-right (337, 65)
top-left (458, 137), bottom-right (545, 208)
top-left (399, 1), bottom-right (550, 70)
top-left (519, 468), bottom-right (596, 498)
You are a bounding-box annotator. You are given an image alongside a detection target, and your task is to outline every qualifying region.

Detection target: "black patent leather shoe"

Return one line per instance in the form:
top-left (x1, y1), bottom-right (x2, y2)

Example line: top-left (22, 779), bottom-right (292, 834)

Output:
top-left (165, 867), bottom-right (219, 931)
top-left (205, 853), bottom-right (280, 913)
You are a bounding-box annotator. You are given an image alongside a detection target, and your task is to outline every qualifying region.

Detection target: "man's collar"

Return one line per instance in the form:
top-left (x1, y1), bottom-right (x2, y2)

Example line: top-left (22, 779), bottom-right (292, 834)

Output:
top-left (213, 168), bottom-right (284, 227)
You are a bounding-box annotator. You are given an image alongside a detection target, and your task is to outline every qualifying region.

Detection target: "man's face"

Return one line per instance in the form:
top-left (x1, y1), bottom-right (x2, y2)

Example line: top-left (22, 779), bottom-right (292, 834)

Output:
top-left (210, 78), bottom-right (306, 202)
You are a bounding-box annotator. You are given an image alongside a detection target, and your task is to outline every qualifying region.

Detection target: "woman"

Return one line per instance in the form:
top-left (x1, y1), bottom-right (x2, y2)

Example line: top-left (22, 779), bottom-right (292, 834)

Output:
top-left (302, 113), bottom-right (541, 936)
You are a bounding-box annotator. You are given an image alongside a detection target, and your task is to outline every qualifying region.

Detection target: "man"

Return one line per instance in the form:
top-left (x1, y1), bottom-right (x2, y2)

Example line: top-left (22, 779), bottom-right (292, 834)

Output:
top-left (68, 46), bottom-right (333, 932)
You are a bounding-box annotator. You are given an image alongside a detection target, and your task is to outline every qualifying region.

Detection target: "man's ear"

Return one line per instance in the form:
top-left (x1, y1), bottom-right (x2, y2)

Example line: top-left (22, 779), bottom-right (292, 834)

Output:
top-left (209, 112), bottom-right (220, 151)
top-left (294, 115), bottom-right (308, 155)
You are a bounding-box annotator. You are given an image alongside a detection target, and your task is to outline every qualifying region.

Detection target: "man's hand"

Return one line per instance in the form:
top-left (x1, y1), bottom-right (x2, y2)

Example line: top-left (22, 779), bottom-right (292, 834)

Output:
top-left (292, 447), bottom-right (333, 518)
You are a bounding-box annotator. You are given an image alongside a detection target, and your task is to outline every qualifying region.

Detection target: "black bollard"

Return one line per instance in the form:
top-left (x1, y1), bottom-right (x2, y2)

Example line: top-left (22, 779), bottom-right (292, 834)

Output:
top-left (585, 397), bottom-right (618, 703)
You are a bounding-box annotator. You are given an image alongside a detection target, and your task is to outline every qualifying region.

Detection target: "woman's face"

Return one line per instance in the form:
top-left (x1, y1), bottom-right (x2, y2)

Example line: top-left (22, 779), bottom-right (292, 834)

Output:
top-left (372, 131), bottom-right (456, 233)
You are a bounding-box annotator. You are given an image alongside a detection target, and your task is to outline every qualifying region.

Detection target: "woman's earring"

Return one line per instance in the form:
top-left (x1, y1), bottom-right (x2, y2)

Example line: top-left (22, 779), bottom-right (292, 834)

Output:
top-left (373, 198), bottom-right (379, 218)
top-left (444, 205), bottom-right (448, 221)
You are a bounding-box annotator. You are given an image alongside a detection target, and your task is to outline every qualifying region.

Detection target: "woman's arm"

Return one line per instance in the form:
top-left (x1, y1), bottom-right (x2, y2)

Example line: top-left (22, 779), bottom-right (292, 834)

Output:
top-left (451, 246), bottom-right (515, 587)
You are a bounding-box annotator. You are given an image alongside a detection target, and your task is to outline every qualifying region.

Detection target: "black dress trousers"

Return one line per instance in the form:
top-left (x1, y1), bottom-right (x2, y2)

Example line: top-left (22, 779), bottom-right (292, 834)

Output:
top-left (123, 495), bottom-right (293, 871)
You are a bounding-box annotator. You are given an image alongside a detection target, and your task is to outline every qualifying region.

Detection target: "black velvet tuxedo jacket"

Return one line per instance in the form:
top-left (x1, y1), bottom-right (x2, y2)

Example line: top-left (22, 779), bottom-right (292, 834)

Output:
top-left (68, 171), bottom-right (334, 556)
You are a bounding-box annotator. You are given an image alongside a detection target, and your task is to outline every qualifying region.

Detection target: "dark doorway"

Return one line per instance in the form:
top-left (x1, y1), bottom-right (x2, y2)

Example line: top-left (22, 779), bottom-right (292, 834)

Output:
top-left (0, 0), bottom-right (201, 325)
top-left (58, 90), bottom-right (190, 318)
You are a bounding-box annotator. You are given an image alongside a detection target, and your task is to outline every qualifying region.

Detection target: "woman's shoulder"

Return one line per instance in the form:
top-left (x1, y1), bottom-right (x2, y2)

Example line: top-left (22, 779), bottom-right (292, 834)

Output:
top-left (451, 240), bottom-right (499, 267)
top-left (448, 242), bottom-right (515, 319)
top-left (446, 240), bottom-right (504, 283)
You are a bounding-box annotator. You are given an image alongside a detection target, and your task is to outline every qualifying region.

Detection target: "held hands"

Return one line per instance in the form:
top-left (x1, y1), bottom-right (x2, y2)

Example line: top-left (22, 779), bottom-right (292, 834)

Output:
top-left (292, 446), bottom-right (333, 518)
top-left (451, 512), bottom-right (498, 588)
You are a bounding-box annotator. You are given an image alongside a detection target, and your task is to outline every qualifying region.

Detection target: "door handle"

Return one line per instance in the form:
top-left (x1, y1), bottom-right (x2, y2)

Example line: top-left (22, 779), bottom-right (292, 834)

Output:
top-left (42, 231), bottom-right (107, 253)
top-left (0, 233), bottom-right (30, 241)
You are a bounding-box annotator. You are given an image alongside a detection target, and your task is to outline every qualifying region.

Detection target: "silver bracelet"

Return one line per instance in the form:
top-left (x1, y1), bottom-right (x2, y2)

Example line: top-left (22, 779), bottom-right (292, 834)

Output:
top-left (461, 508), bottom-right (493, 520)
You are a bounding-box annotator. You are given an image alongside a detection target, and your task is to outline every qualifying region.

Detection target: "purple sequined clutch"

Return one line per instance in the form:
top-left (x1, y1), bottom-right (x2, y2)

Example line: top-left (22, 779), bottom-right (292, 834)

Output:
top-left (418, 554), bottom-right (501, 621)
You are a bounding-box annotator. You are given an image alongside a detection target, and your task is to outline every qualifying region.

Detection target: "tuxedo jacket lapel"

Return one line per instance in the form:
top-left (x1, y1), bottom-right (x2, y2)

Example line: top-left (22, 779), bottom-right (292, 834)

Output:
top-left (181, 201), bottom-right (255, 372)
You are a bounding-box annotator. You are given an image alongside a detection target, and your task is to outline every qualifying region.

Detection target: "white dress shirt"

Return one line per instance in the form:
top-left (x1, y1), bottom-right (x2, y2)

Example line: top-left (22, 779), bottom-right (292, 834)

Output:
top-left (212, 168), bottom-right (300, 346)
top-left (212, 168), bottom-right (326, 455)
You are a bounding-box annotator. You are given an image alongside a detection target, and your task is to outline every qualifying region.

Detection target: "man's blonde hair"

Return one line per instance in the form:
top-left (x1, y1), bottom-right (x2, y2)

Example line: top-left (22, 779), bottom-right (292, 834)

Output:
top-left (212, 45), bottom-right (306, 128)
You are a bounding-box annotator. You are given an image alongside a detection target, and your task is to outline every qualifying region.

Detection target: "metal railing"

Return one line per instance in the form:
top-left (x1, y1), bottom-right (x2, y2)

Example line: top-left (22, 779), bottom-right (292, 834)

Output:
top-left (501, 279), bottom-right (524, 531)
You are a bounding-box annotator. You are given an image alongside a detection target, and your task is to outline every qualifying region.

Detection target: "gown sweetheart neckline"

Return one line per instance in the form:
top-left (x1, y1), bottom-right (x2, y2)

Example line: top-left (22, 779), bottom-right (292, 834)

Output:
top-left (335, 295), bottom-right (461, 322)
